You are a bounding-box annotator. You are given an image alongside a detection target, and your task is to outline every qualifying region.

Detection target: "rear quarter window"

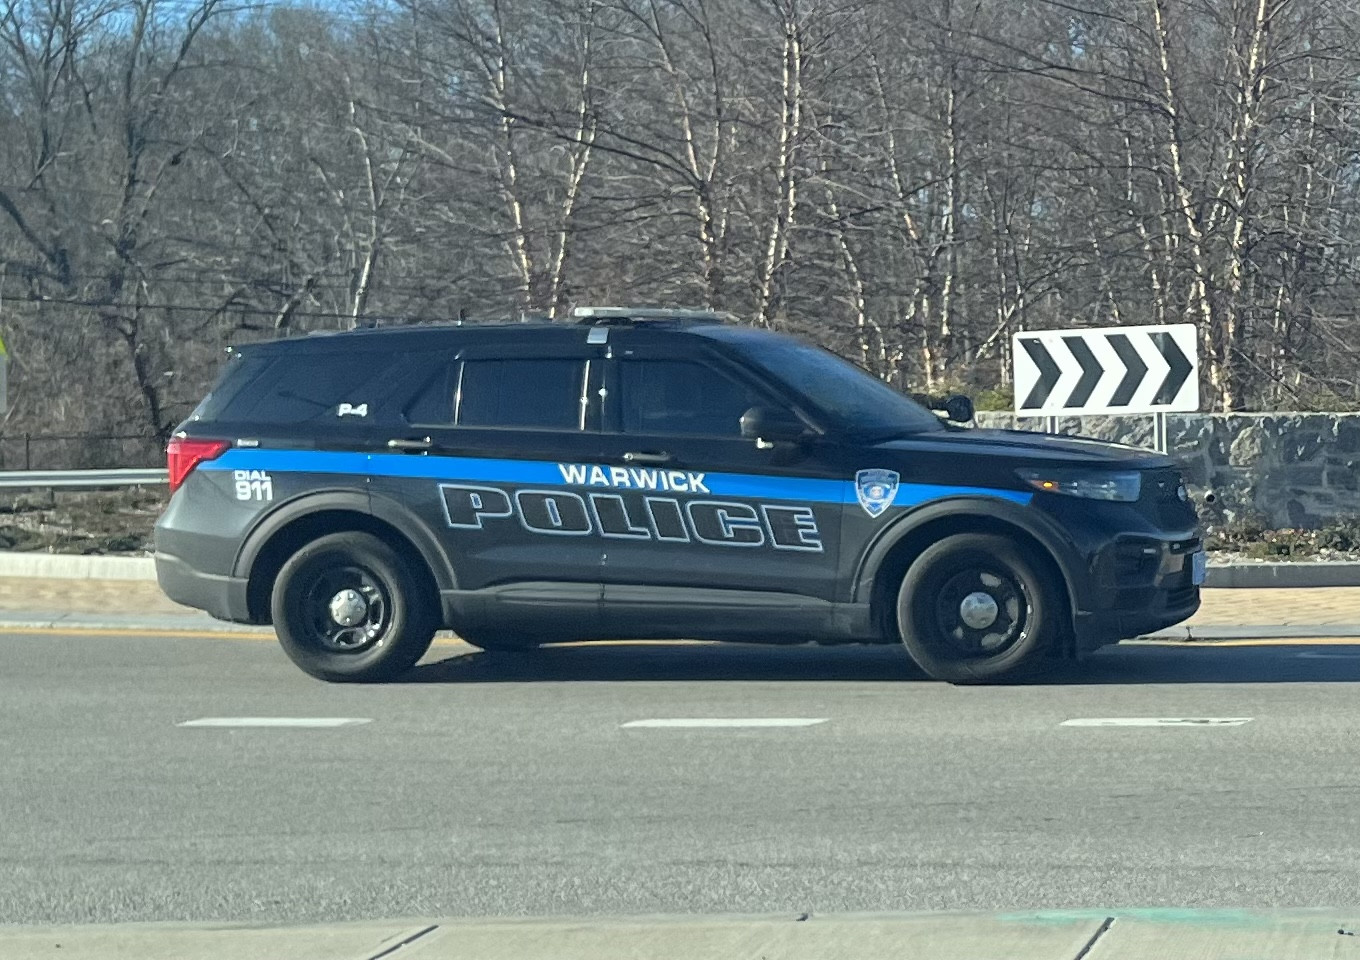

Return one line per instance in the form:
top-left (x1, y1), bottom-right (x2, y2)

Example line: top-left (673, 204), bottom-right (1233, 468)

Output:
top-left (205, 351), bottom-right (407, 425)
top-left (187, 353), bottom-right (270, 423)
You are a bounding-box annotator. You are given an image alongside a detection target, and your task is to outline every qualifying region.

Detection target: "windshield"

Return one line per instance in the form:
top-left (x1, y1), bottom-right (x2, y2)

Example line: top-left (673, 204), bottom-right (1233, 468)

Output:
top-left (731, 336), bottom-right (943, 435)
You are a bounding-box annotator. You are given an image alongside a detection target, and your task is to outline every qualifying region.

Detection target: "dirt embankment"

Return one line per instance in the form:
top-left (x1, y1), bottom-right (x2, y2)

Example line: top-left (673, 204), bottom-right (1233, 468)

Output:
top-left (0, 490), bottom-right (165, 555)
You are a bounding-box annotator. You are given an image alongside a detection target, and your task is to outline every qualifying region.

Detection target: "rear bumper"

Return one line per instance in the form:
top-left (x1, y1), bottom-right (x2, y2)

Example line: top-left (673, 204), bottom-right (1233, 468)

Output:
top-left (155, 552), bottom-right (253, 623)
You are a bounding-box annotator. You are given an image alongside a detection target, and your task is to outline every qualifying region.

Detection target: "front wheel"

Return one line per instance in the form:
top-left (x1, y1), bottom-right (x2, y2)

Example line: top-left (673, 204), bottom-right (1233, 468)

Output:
top-left (896, 533), bottom-right (1060, 683)
top-left (271, 531), bottom-right (437, 682)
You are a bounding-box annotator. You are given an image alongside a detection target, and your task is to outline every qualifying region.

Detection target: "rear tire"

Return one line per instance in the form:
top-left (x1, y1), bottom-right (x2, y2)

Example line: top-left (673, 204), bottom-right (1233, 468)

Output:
top-left (271, 531), bottom-right (437, 682)
top-left (896, 533), bottom-right (1058, 683)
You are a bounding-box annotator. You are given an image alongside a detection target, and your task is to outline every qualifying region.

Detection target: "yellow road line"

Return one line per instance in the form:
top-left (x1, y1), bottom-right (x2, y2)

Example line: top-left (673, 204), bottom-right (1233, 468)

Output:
top-left (0, 627), bottom-right (478, 648)
top-left (0, 626), bottom-right (713, 649)
top-left (0, 625), bottom-right (276, 641)
top-left (541, 639), bottom-right (718, 648)
top-left (1139, 636), bottom-right (1360, 647)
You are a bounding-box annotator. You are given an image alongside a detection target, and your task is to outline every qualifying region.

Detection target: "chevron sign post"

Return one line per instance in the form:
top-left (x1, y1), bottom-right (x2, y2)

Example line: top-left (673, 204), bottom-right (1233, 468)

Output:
top-left (1012, 323), bottom-right (1198, 417)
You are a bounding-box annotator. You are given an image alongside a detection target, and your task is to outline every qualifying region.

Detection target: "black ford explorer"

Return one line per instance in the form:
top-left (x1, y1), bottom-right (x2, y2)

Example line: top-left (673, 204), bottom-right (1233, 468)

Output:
top-left (154, 307), bottom-right (1204, 683)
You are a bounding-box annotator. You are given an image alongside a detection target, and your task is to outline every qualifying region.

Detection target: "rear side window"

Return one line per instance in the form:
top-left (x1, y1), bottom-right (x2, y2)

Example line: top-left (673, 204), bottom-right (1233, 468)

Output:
top-left (210, 351), bottom-right (405, 424)
top-left (457, 359), bottom-right (585, 430)
top-left (405, 358), bottom-right (587, 429)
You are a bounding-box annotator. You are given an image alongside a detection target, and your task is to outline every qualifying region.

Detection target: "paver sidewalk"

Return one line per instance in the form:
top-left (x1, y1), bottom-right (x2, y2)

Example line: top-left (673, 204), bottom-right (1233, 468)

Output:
top-left (0, 577), bottom-right (190, 617)
top-left (1192, 586), bottom-right (1360, 626)
top-left (1, 577), bottom-right (1360, 630)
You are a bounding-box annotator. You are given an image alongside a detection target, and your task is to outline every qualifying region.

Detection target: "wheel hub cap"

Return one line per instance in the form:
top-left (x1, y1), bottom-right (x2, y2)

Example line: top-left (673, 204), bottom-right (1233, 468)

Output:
top-left (959, 591), bottom-right (1000, 630)
top-left (329, 589), bottom-right (369, 627)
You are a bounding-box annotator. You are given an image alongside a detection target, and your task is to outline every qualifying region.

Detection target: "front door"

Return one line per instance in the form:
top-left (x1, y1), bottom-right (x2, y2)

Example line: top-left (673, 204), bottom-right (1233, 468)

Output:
top-left (590, 331), bottom-right (846, 639)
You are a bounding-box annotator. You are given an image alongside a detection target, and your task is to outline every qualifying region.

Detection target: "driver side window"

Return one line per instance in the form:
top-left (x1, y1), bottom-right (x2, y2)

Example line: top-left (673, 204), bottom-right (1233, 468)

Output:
top-left (620, 360), bottom-right (762, 437)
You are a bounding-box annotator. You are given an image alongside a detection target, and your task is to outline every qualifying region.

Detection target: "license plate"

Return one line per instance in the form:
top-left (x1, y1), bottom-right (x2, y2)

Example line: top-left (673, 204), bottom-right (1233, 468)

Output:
top-left (1191, 549), bottom-right (1207, 586)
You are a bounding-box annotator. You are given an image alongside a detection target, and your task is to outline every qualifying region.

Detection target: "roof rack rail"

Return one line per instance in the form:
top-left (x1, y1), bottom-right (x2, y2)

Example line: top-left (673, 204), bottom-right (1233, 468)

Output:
top-left (572, 305), bottom-right (733, 325)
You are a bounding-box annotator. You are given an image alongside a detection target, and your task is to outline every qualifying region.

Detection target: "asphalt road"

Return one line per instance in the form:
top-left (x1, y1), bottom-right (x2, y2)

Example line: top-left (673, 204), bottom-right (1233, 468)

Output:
top-left (4, 630), bottom-right (1360, 926)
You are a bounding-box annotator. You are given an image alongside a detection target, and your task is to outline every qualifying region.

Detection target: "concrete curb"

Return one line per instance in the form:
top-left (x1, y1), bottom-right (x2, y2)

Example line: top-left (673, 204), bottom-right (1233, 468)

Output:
top-left (1140, 624), bottom-right (1360, 641)
top-left (0, 910), bottom-right (1356, 960)
top-left (0, 552), bottom-right (155, 580)
top-left (1205, 561), bottom-right (1360, 588)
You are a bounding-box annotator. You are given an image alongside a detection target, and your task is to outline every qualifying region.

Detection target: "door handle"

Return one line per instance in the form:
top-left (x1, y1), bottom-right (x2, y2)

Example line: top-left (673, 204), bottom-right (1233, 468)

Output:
top-left (622, 450), bottom-right (671, 465)
top-left (387, 437), bottom-right (433, 452)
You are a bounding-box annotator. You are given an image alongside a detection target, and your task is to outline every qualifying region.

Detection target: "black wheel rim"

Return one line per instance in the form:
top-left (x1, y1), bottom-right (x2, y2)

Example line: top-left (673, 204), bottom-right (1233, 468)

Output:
top-left (929, 565), bottom-right (1030, 660)
top-left (299, 564), bottom-right (391, 654)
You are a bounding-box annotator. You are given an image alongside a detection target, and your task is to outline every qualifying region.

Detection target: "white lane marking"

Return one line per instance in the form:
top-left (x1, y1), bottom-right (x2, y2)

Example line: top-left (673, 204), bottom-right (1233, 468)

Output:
top-left (1061, 717), bottom-right (1251, 727)
top-left (621, 718), bottom-right (828, 729)
top-left (178, 717), bottom-right (373, 728)
top-left (1296, 652), bottom-right (1360, 660)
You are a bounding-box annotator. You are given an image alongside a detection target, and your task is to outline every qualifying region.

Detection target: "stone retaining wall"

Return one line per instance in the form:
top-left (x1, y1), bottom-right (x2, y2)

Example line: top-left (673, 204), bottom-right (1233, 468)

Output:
top-left (974, 412), bottom-right (1360, 529)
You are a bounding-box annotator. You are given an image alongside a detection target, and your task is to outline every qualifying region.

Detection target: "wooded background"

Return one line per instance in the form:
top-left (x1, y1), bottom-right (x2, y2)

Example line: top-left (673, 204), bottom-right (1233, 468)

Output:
top-left (2, 0), bottom-right (1359, 465)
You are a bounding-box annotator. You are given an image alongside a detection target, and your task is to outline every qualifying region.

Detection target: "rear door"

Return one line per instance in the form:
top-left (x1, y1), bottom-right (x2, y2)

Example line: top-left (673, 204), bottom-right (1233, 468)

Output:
top-left (592, 329), bottom-right (845, 638)
top-left (390, 337), bottom-right (607, 634)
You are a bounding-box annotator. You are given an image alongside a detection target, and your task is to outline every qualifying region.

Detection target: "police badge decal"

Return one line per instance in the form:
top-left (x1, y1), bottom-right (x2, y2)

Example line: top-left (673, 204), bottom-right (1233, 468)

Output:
top-left (855, 469), bottom-right (900, 518)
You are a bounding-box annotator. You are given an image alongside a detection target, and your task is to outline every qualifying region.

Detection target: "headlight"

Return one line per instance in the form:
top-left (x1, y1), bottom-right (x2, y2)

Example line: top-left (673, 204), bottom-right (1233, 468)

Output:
top-left (1018, 468), bottom-right (1141, 502)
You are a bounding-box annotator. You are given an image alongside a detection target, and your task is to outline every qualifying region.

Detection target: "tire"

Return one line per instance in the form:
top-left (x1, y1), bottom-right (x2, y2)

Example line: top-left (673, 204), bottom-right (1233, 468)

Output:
top-left (457, 631), bottom-right (542, 652)
top-left (896, 533), bottom-right (1060, 683)
top-left (271, 531), bottom-right (437, 682)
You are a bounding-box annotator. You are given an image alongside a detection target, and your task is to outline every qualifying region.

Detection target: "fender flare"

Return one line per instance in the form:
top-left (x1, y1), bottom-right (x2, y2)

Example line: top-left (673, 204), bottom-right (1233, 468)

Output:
top-left (851, 496), bottom-right (1087, 615)
top-left (232, 489), bottom-right (457, 592)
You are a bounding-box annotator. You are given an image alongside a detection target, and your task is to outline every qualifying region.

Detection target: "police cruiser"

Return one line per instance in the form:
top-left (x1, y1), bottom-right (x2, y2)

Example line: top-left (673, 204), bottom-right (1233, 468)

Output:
top-left (155, 307), bottom-right (1205, 683)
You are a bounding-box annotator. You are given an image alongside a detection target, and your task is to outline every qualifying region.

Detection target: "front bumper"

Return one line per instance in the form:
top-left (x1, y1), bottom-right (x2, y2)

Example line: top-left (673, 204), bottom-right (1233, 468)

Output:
top-left (155, 552), bottom-right (253, 623)
top-left (1074, 533), bottom-right (1203, 649)
top-left (1077, 590), bottom-right (1201, 648)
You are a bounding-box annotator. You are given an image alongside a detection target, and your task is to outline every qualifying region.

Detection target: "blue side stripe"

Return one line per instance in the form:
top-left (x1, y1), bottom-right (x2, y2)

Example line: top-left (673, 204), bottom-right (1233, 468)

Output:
top-left (203, 448), bottom-right (1032, 507)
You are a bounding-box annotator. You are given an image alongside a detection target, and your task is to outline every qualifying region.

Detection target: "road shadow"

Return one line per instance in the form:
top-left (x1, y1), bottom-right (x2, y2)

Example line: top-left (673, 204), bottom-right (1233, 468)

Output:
top-left (1021, 642), bottom-right (1360, 685)
top-left (400, 640), bottom-right (1360, 686)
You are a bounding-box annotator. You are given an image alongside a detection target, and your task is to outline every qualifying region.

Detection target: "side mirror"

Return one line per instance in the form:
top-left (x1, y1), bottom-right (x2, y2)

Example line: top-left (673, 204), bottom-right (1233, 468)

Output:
top-left (909, 392), bottom-right (975, 423)
top-left (740, 406), bottom-right (806, 445)
top-left (943, 394), bottom-right (974, 424)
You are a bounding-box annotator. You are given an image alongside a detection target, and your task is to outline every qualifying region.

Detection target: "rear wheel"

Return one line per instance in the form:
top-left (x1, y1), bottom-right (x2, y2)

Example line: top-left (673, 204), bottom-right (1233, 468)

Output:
top-left (271, 531), bottom-right (436, 682)
top-left (896, 533), bottom-right (1059, 683)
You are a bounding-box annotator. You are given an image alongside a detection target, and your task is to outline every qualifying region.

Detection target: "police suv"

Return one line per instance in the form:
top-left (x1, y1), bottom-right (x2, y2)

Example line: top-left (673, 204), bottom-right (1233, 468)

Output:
top-left (155, 307), bottom-right (1204, 683)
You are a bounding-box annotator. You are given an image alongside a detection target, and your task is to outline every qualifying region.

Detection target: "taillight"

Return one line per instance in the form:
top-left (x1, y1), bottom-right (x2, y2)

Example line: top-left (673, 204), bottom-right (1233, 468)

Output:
top-left (167, 437), bottom-right (229, 492)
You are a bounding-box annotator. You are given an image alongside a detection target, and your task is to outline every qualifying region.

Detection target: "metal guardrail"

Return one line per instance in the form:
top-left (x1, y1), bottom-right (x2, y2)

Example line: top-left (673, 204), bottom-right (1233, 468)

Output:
top-left (0, 468), bottom-right (168, 488)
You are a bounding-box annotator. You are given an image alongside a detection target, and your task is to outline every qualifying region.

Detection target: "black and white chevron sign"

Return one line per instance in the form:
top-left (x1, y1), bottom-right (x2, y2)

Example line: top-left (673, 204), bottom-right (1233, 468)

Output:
top-left (1012, 324), bottom-right (1198, 415)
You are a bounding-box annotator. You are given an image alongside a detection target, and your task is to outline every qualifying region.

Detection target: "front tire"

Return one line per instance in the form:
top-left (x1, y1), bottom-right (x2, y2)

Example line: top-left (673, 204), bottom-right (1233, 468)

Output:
top-left (271, 531), bottom-right (437, 682)
top-left (896, 533), bottom-right (1058, 683)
